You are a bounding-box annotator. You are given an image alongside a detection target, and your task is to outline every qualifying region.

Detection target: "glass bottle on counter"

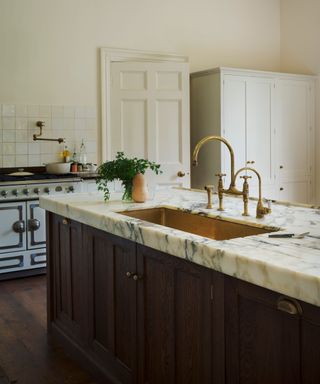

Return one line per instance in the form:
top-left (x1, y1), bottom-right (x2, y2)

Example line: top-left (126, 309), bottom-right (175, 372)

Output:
top-left (79, 139), bottom-right (87, 165)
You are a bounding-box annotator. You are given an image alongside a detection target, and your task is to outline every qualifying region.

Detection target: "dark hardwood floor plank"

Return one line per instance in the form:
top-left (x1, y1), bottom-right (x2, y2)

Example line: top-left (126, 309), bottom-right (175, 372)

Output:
top-left (0, 276), bottom-right (97, 384)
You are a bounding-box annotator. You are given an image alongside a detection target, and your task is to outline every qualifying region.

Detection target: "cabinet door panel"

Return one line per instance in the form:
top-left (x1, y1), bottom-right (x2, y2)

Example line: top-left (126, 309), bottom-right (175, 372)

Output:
top-left (225, 276), bottom-right (300, 384)
top-left (246, 78), bottom-right (274, 192)
top-left (301, 303), bottom-right (320, 383)
top-left (222, 75), bottom-right (246, 188)
top-left (85, 226), bottom-right (137, 384)
top-left (276, 79), bottom-right (311, 181)
top-left (137, 245), bottom-right (213, 384)
top-left (50, 214), bottom-right (86, 343)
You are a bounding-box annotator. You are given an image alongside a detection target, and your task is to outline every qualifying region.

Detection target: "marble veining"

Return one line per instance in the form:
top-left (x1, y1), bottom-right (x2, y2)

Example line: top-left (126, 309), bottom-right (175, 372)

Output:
top-left (40, 188), bottom-right (320, 307)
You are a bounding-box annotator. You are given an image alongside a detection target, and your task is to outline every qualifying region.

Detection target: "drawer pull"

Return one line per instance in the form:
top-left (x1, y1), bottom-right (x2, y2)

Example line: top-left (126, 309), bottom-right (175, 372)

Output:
top-left (277, 297), bottom-right (302, 315)
top-left (133, 274), bottom-right (143, 281)
top-left (12, 220), bottom-right (25, 233)
top-left (126, 271), bottom-right (133, 278)
top-left (62, 218), bottom-right (69, 225)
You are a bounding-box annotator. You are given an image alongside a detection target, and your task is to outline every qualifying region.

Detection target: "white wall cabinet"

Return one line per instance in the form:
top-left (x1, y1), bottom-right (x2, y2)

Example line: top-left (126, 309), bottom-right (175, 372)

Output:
top-left (190, 67), bottom-right (316, 204)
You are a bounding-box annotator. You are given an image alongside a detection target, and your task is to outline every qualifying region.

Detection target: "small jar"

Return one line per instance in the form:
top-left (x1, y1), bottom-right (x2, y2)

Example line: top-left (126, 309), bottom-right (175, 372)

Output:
top-left (77, 163), bottom-right (83, 172)
top-left (71, 163), bottom-right (78, 172)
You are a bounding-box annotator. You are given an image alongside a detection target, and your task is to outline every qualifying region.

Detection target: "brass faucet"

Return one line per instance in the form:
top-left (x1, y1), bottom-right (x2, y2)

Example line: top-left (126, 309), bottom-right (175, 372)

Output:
top-left (234, 167), bottom-right (272, 218)
top-left (192, 136), bottom-right (248, 215)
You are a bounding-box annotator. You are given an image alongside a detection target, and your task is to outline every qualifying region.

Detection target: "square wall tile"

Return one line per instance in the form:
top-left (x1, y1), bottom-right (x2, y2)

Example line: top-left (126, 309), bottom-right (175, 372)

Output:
top-left (2, 104), bottom-right (15, 117)
top-left (38, 105), bottom-right (51, 117)
top-left (27, 105), bottom-right (39, 117)
top-left (28, 154), bottom-right (40, 166)
top-left (2, 118), bottom-right (15, 130)
top-left (3, 130), bottom-right (15, 142)
top-left (3, 143), bottom-right (15, 155)
top-left (16, 143), bottom-right (28, 154)
top-left (16, 130), bottom-right (28, 142)
top-left (28, 142), bottom-right (40, 155)
top-left (75, 106), bottom-right (86, 118)
top-left (75, 118), bottom-right (86, 130)
top-left (15, 104), bottom-right (28, 117)
top-left (3, 155), bottom-right (15, 167)
top-left (64, 106), bottom-right (75, 118)
top-left (51, 106), bottom-right (64, 118)
top-left (16, 118), bottom-right (28, 130)
top-left (15, 155), bottom-right (28, 166)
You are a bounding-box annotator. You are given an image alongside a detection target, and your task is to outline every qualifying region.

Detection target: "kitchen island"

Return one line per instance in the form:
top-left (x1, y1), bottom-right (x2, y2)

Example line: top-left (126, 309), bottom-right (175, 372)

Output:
top-left (40, 188), bottom-right (320, 383)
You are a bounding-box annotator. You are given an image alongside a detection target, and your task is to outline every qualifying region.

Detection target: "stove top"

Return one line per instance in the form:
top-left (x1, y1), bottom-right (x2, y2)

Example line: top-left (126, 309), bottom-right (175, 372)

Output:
top-left (0, 173), bottom-right (78, 182)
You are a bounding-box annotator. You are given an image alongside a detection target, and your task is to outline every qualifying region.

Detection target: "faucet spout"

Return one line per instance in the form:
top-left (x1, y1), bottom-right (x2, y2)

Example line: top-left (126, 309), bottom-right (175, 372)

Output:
top-left (192, 135), bottom-right (237, 189)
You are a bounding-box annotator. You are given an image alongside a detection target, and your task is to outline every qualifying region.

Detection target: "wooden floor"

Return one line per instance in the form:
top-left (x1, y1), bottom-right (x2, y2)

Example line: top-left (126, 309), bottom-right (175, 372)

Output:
top-left (0, 275), bottom-right (97, 384)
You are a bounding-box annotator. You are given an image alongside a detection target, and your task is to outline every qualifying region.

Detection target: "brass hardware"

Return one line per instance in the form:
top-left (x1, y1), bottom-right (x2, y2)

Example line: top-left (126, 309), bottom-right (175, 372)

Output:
top-left (240, 175), bottom-right (251, 216)
top-left (126, 272), bottom-right (133, 278)
top-left (118, 207), bottom-right (278, 241)
top-left (280, 187), bottom-right (284, 191)
top-left (192, 136), bottom-right (248, 212)
top-left (177, 171), bottom-right (186, 177)
top-left (204, 185), bottom-right (214, 209)
top-left (12, 220), bottom-right (25, 233)
top-left (235, 167), bottom-right (272, 219)
top-left (277, 297), bottom-right (302, 315)
top-left (215, 173), bottom-right (226, 211)
top-left (28, 219), bottom-right (40, 231)
top-left (62, 218), bottom-right (69, 225)
top-left (133, 274), bottom-right (143, 281)
top-left (33, 121), bottom-right (65, 144)
top-left (280, 165), bottom-right (284, 169)
top-left (246, 160), bottom-right (255, 164)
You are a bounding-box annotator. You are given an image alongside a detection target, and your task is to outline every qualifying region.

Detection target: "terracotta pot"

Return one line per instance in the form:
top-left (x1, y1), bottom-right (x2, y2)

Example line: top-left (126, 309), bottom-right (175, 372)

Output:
top-left (132, 173), bottom-right (149, 203)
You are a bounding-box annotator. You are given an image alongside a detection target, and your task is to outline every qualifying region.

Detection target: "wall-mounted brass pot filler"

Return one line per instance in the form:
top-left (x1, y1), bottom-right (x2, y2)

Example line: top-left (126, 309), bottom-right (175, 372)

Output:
top-left (192, 135), bottom-right (271, 219)
top-left (33, 121), bottom-right (65, 144)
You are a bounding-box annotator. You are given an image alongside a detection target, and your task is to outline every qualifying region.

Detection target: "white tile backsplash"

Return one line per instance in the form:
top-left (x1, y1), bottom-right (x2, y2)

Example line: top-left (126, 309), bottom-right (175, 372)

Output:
top-left (0, 103), bottom-right (97, 168)
top-left (2, 104), bottom-right (15, 117)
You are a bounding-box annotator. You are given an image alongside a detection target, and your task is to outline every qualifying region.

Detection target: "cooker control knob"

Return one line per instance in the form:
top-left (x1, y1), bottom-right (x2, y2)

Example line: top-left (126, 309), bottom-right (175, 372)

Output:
top-left (1, 190), bottom-right (8, 197)
top-left (12, 189), bottom-right (18, 196)
top-left (34, 188), bottom-right (40, 194)
top-left (23, 188), bottom-right (30, 195)
top-left (44, 187), bottom-right (50, 194)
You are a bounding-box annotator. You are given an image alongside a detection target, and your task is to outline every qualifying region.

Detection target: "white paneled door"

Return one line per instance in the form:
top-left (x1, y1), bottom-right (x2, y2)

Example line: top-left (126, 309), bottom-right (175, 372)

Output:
top-left (109, 60), bottom-right (190, 188)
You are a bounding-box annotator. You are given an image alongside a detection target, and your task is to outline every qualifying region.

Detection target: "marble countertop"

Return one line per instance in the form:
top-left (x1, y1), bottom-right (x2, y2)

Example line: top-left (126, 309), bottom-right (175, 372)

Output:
top-left (40, 188), bottom-right (320, 307)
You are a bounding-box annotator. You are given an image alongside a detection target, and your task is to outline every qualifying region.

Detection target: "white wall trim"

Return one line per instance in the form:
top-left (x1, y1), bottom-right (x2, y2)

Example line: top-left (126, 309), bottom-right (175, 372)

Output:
top-left (100, 47), bottom-right (188, 161)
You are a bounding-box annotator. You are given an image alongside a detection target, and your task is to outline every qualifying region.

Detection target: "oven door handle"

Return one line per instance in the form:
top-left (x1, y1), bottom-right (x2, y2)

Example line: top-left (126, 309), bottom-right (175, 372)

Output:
top-left (28, 219), bottom-right (40, 231)
top-left (12, 220), bottom-right (26, 234)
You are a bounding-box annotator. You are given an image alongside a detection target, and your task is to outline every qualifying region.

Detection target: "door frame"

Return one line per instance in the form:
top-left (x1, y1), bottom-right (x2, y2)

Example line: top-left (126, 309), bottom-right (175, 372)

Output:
top-left (100, 47), bottom-right (188, 161)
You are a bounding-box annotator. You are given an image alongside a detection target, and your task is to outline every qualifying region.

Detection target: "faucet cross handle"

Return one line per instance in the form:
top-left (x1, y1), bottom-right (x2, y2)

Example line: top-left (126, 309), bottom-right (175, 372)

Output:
top-left (240, 175), bottom-right (251, 217)
top-left (240, 175), bottom-right (252, 180)
top-left (215, 173), bottom-right (226, 178)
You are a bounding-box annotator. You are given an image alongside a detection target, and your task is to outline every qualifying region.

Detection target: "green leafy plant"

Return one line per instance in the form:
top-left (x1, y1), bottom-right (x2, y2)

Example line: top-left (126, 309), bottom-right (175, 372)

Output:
top-left (96, 152), bottom-right (162, 201)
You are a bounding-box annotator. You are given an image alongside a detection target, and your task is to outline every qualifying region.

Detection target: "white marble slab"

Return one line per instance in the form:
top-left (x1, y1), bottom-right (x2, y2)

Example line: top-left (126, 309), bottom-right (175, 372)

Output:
top-left (40, 188), bottom-right (320, 307)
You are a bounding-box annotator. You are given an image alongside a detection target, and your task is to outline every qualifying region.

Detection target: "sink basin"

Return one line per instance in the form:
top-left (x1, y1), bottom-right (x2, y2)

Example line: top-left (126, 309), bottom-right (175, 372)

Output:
top-left (118, 207), bottom-right (278, 241)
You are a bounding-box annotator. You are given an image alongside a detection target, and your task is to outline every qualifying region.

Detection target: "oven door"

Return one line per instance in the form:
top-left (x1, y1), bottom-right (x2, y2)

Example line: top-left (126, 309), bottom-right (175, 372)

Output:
top-left (0, 201), bottom-right (27, 253)
top-left (27, 200), bottom-right (46, 250)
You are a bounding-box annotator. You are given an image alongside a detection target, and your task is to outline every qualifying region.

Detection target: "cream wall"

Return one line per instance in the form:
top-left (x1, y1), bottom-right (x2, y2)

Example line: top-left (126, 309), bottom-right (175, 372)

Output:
top-left (0, 0), bottom-right (281, 106)
top-left (280, 0), bottom-right (320, 203)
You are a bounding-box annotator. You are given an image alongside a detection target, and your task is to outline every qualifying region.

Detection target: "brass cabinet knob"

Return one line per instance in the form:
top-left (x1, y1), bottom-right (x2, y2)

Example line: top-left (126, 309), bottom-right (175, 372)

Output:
top-left (246, 160), bottom-right (255, 164)
top-left (280, 187), bottom-right (284, 191)
top-left (126, 272), bottom-right (133, 278)
top-left (280, 165), bottom-right (284, 169)
top-left (133, 274), bottom-right (143, 281)
top-left (62, 218), bottom-right (69, 225)
top-left (177, 171), bottom-right (185, 177)
top-left (277, 297), bottom-right (302, 315)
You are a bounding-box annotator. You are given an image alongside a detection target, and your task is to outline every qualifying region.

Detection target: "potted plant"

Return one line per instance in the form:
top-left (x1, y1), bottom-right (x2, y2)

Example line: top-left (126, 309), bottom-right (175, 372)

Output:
top-left (96, 152), bottom-right (162, 201)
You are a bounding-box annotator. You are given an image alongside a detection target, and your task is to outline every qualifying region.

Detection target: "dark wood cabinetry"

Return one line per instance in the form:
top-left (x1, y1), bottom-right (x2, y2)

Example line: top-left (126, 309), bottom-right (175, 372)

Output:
top-left (136, 244), bottom-right (223, 384)
top-left (47, 213), bottom-right (87, 343)
top-left (47, 212), bottom-right (320, 384)
top-left (224, 276), bottom-right (320, 384)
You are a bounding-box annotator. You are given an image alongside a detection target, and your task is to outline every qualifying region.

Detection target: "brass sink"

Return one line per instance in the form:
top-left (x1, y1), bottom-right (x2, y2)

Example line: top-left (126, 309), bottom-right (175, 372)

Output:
top-left (118, 207), bottom-right (278, 241)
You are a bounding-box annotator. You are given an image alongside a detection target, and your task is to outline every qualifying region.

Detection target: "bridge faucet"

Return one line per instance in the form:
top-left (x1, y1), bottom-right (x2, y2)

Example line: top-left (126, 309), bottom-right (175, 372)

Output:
top-left (234, 167), bottom-right (272, 218)
top-left (192, 136), bottom-right (248, 214)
